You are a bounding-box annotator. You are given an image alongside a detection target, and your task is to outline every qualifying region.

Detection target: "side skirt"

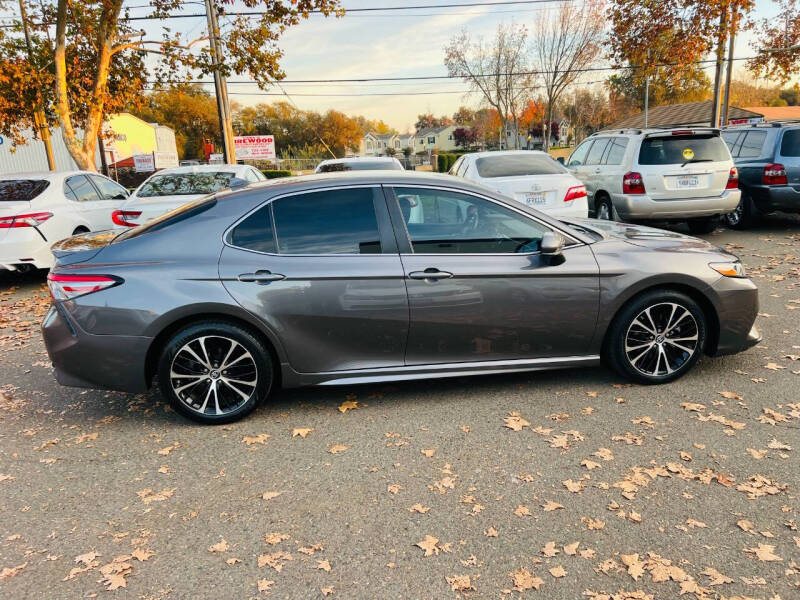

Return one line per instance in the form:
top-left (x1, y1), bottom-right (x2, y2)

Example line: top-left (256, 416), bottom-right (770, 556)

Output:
top-left (280, 355), bottom-right (601, 388)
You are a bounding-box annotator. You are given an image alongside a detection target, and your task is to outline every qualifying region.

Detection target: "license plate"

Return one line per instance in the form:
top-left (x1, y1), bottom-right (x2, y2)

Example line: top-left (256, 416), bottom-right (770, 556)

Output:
top-left (523, 193), bottom-right (546, 206)
top-left (676, 175), bottom-right (699, 188)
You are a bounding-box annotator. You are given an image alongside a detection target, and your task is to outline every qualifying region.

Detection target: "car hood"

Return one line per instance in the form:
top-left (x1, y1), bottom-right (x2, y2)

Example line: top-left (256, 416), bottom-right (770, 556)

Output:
top-left (562, 218), bottom-right (736, 257)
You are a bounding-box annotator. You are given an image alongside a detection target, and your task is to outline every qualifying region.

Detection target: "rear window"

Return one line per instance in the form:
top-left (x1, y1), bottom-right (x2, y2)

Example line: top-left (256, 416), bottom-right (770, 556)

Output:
top-left (474, 154), bottom-right (565, 178)
top-left (113, 197), bottom-right (217, 243)
top-left (137, 172), bottom-right (236, 197)
top-left (781, 129), bottom-right (800, 157)
top-left (738, 131), bottom-right (768, 158)
top-left (317, 161), bottom-right (402, 172)
top-left (638, 134), bottom-right (730, 165)
top-left (0, 179), bottom-right (49, 202)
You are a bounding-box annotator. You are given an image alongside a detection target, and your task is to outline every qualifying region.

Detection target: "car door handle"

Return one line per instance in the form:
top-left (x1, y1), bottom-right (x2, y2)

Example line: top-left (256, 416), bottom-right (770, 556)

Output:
top-left (408, 269), bottom-right (453, 281)
top-left (237, 270), bottom-right (286, 283)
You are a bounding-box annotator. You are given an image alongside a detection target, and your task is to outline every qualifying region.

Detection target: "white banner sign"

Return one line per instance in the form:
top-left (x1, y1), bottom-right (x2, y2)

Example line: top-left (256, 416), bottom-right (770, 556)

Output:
top-left (234, 135), bottom-right (276, 160)
top-left (208, 153), bottom-right (223, 164)
top-left (153, 151), bottom-right (179, 169)
top-left (133, 154), bottom-right (155, 173)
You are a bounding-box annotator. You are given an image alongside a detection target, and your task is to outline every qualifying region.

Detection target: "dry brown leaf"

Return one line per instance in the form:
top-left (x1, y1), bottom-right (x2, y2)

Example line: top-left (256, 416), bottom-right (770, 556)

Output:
top-left (563, 478), bottom-right (584, 493)
top-left (737, 519), bottom-right (755, 533)
top-left (511, 567), bottom-right (544, 591)
top-left (261, 491), bottom-right (281, 501)
top-left (718, 390), bottom-right (743, 400)
top-left (514, 504), bottom-right (532, 517)
top-left (137, 488), bottom-right (175, 504)
top-left (594, 447), bottom-right (614, 461)
top-left (242, 433), bottom-right (270, 446)
top-left (549, 565), bottom-right (567, 578)
top-left (264, 532), bottom-right (289, 546)
top-left (208, 539), bottom-right (229, 553)
top-left (542, 541), bottom-right (560, 557)
top-left (258, 552), bottom-right (293, 571)
top-left (317, 559), bottom-right (331, 572)
top-left (764, 362), bottom-right (785, 371)
top-left (503, 411), bottom-right (530, 431)
top-left (226, 557), bottom-right (241, 565)
top-left (485, 526), bottom-right (499, 537)
top-left (581, 458), bottom-right (602, 470)
top-left (744, 543), bottom-right (782, 562)
top-left (292, 427), bottom-right (313, 438)
top-left (582, 517), bottom-right (605, 530)
top-left (620, 554), bottom-right (644, 581)
top-left (328, 444), bottom-right (348, 454)
top-left (409, 503), bottom-right (430, 514)
top-left (446, 574), bottom-right (475, 592)
top-left (338, 399), bottom-right (358, 413)
top-left (131, 548), bottom-right (153, 561)
top-left (421, 448), bottom-right (435, 458)
top-left (387, 484), bottom-right (402, 495)
top-left (686, 518), bottom-right (707, 529)
top-left (564, 542), bottom-right (579, 555)
top-left (415, 535), bottom-right (440, 557)
top-left (747, 448), bottom-right (767, 459)
top-left (542, 500), bottom-right (564, 512)
top-left (257, 579), bottom-right (274, 594)
top-left (701, 566), bottom-right (733, 585)
top-left (0, 562), bottom-right (27, 580)
top-left (321, 586), bottom-right (334, 597)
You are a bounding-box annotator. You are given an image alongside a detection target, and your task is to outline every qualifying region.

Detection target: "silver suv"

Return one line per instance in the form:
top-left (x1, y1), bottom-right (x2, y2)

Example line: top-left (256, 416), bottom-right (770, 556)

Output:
top-left (566, 128), bottom-right (741, 234)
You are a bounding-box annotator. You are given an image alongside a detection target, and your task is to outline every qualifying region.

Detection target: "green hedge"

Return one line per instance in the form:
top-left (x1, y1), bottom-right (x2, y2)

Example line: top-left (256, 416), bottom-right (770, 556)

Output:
top-left (261, 170), bottom-right (292, 179)
top-left (436, 153), bottom-right (460, 173)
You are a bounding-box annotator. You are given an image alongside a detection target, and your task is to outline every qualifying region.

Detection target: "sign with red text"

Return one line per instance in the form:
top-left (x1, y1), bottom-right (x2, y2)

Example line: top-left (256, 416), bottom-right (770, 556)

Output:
top-left (234, 135), bottom-right (276, 160)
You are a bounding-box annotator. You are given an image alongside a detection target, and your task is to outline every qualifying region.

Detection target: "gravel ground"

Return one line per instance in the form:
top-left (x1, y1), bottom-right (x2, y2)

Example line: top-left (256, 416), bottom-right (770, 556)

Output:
top-left (1, 217), bottom-right (799, 600)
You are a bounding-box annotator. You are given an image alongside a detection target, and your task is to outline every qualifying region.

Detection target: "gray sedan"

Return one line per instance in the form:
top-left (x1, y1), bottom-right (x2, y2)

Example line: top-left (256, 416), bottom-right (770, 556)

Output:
top-left (42, 171), bottom-right (761, 424)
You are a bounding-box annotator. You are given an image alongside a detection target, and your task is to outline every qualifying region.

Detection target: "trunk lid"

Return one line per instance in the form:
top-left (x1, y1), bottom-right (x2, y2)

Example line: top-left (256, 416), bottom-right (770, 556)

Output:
top-left (51, 230), bottom-right (119, 265)
top-left (0, 201), bottom-right (32, 242)
top-left (123, 194), bottom-right (207, 226)
top-left (489, 174), bottom-right (572, 211)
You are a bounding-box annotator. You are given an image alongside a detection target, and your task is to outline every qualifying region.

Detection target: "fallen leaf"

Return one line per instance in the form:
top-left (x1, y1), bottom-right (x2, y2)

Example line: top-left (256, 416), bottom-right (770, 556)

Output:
top-left (421, 448), bottom-right (435, 458)
top-left (317, 559), bottom-right (331, 572)
top-left (328, 444), bottom-right (348, 454)
top-left (264, 532), bottom-right (289, 546)
top-left (504, 411), bottom-right (530, 431)
top-left (242, 433), bottom-right (270, 446)
top-left (321, 586), bottom-right (334, 597)
top-left (701, 566), bottom-right (732, 586)
top-left (257, 579), bottom-right (274, 594)
top-left (511, 567), bottom-right (543, 591)
top-left (564, 542), bottom-right (579, 555)
top-left (258, 552), bottom-right (293, 571)
top-left (582, 517), bottom-right (605, 530)
top-left (563, 478), bottom-right (584, 493)
top-left (446, 574), bottom-right (475, 592)
top-left (292, 428), bottom-right (313, 438)
top-left (718, 391), bottom-right (743, 400)
top-left (764, 362), bottom-right (785, 371)
top-left (747, 448), bottom-right (767, 460)
top-left (744, 543), bottom-right (782, 562)
top-left (261, 491), bottom-right (281, 501)
top-left (415, 535), bottom-right (440, 557)
top-left (208, 539), bottom-right (229, 553)
top-left (542, 500), bottom-right (563, 512)
top-left (0, 562), bottom-right (27, 580)
top-left (338, 400), bottom-right (358, 413)
top-left (387, 484), bottom-right (402, 495)
top-left (549, 565), bottom-right (567, 578)
top-left (136, 488), bottom-right (175, 504)
top-left (542, 541), bottom-right (560, 557)
top-left (131, 548), bottom-right (153, 561)
top-left (485, 526), bottom-right (499, 537)
top-left (621, 553), bottom-right (644, 580)
top-left (514, 504), bottom-right (532, 517)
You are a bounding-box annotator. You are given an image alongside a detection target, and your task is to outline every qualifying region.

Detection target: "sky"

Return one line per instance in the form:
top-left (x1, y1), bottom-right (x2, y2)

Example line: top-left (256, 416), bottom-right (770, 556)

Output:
top-left (5, 0), bottom-right (794, 132)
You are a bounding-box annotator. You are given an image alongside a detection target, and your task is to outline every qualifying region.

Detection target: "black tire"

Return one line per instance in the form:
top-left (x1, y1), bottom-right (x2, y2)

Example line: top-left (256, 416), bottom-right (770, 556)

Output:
top-left (594, 195), bottom-right (615, 221)
top-left (606, 290), bottom-right (707, 385)
top-left (686, 217), bottom-right (718, 235)
top-left (722, 194), bottom-right (755, 230)
top-left (157, 321), bottom-right (273, 424)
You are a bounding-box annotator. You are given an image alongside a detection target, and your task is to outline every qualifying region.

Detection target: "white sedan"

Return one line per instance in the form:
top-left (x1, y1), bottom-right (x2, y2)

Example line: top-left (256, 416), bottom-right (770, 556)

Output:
top-left (112, 164), bottom-right (265, 228)
top-left (0, 170), bottom-right (130, 271)
top-left (449, 150), bottom-right (588, 219)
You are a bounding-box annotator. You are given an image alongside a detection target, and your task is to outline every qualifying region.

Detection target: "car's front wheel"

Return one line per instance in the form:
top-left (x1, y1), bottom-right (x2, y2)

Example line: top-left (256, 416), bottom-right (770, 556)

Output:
top-left (606, 291), bottom-right (707, 384)
top-left (157, 321), bottom-right (273, 424)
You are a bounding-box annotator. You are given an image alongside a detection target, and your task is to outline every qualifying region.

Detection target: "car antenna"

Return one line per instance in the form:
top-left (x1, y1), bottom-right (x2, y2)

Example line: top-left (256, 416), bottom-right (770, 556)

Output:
top-left (274, 81), bottom-right (337, 159)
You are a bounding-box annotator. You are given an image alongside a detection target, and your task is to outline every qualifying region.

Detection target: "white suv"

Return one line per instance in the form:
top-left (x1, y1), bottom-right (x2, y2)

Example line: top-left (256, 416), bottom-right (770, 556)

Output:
top-left (566, 128), bottom-right (741, 234)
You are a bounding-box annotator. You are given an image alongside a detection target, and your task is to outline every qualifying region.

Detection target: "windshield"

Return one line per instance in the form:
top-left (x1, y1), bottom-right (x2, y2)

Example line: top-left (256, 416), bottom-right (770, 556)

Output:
top-left (113, 197), bottom-right (217, 243)
top-left (0, 179), bottom-right (49, 202)
top-left (136, 172), bottom-right (236, 197)
top-left (317, 161), bottom-right (402, 172)
top-left (638, 134), bottom-right (730, 165)
top-left (475, 154), bottom-right (566, 178)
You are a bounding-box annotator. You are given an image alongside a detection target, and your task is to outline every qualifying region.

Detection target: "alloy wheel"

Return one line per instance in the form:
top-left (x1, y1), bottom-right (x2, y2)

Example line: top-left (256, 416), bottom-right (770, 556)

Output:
top-left (725, 201), bottom-right (742, 227)
top-left (169, 335), bottom-right (258, 416)
top-left (624, 302), bottom-right (699, 377)
top-left (596, 201), bottom-right (612, 220)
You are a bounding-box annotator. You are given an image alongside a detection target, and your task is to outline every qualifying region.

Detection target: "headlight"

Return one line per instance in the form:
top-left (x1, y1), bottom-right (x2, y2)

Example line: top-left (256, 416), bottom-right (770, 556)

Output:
top-left (709, 261), bottom-right (747, 278)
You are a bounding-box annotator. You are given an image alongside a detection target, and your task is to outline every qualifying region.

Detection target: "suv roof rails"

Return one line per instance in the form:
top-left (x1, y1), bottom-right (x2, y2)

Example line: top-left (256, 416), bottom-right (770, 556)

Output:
top-left (594, 128), bottom-right (642, 136)
top-left (723, 121), bottom-right (784, 129)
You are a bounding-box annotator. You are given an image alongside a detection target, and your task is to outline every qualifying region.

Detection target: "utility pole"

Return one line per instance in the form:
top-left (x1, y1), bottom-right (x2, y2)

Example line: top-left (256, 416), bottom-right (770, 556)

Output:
top-left (710, 6), bottom-right (728, 128)
top-left (204, 0), bottom-right (236, 164)
top-left (643, 51), bottom-right (650, 128)
top-left (721, 8), bottom-right (736, 128)
top-left (19, 0), bottom-right (55, 171)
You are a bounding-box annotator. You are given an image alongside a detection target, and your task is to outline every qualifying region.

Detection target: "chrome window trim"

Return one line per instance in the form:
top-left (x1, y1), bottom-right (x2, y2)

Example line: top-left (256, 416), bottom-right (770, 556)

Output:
top-left (222, 184), bottom-right (391, 258)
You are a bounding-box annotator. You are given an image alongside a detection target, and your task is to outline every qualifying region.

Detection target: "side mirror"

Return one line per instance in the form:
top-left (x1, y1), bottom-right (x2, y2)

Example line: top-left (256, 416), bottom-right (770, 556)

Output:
top-left (540, 231), bottom-right (564, 256)
top-left (556, 156), bottom-right (565, 165)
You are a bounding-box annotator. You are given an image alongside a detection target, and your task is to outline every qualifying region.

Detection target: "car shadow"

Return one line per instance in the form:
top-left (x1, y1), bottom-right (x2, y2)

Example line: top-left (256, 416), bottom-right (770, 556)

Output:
top-left (0, 267), bottom-right (47, 290)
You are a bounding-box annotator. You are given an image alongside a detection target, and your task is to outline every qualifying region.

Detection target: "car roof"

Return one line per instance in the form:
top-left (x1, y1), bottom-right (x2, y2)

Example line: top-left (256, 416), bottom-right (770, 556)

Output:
top-left (235, 170), bottom-right (469, 194)
top-left (145, 164), bottom-right (249, 176)
top-left (317, 157), bottom-right (399, 165)
top-left (0, 170), bottom-right (93, 181)
top-left (462, 150), bottom-right (553, 160)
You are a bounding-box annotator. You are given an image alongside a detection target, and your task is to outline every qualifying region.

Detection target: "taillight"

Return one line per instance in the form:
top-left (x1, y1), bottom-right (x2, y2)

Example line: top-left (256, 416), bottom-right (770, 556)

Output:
top-left (111, 210), bottom-right (142, 227)
top-left (0, 212), bottom-right (53, 228)
top-left (763, 163), bottom-right (787, 185)
top-left (623, 172), bottom-right (645, 195)
top-left (726, 166), bottom-right (739, 190)
top-left (47, 273), bottom-right (121, 301)
top-left (564, 185), bottom-right (587, 202)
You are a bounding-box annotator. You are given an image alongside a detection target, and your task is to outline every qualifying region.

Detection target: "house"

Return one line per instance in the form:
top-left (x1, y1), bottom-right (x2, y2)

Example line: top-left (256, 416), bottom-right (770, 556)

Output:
top-left (609, 101), bottom-right (764, 129)
top-left (395, 133), bottom-right (414, 152)
top-left (743, 106), bottom-right (800, 123)
top-left (413, 125), bottom-right (460, 153)
top-left (361, 132), bottom-right (398, 156)
top-left (103, 113), bottom-right (178, 167)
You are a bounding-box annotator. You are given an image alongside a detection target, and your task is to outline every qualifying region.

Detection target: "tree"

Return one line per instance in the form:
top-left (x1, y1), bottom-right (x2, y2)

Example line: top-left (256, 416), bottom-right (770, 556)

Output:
top-left (531, 0), bottom-right (604, 151)
top-left (452, 127), bottom-right (477, 150)
top-left (0, 0), bottom-right (341, 171)
top-left (747, 0), bottom-right (800, 84)
top-left (384, 146), bottom-right (397, 157)
top-left (317, 109), bottom-right (363, 157)
top-left (444, 23), bottom-right (532, 149)
top-left (132, 85), bottom-right (220, 159)
top-left (452, 106), bottom-right (476, 126)
top-left (561, 87), bottom-right (619, 143)
top-left (607, 65), bottom-right (712, 111)
top-left (471, 107), bottom-right (503, 148)
top-left (414, 113), bottom-right (452, 131)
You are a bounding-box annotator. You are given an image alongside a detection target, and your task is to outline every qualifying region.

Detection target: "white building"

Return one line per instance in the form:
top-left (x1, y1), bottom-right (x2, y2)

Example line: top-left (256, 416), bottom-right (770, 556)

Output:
top-left (412, 125), bottom-right (460, 153)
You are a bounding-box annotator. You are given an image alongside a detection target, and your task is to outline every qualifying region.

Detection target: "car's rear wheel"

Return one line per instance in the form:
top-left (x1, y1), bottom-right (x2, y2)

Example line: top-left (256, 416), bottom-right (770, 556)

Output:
top-left (594, 195), bottom-right (615, 221)
top-left (722, 194), bottom-right (755, 229)
top-left (686, 217), bottom-right (718, 235)
top-left (606, 291), bottom-right (706, 384)
top-left (157, 321), bottom-right (273, 424)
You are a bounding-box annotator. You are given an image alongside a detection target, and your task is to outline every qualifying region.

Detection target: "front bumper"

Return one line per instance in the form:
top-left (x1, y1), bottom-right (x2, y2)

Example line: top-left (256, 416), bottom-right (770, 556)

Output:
top-left (41, 303), bottom-right (152, 393)
top-left (748, 184), bottom-right (800, 214)
top-left (612, 189), bottom-right (740, 220)
top-left (707, 275), bottom-right (761, 356)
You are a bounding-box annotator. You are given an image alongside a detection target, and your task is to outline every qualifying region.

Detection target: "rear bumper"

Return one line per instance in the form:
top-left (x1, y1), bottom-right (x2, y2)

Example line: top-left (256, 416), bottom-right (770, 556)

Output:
top-left (0, 233), bottom-right (54, 270)
top-left (612, 190), bottom-right (740, 220)
top-left (707, 275), bottom-right (761, 357)
top-left (748, 184), bottom-right (800, 213)
top-left (41, 303), bottom-right (151, 393)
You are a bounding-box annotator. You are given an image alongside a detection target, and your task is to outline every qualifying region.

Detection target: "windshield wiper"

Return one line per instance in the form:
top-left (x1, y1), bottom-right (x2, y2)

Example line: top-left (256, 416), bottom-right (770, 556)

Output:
top-left (681, 158), bottom-right (714, 167)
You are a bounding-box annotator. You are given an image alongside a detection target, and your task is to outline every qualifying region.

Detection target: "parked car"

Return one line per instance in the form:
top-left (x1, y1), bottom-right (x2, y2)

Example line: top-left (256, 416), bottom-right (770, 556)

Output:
top-left (315, 157), bottom-right (404, 173)
top-left (566, 128), bottom-right (741, 234)
top-left (43, 171), bottom-right (760, 424)
top-left (0, 170), bottom-right (129, 272)
top-left (720, 122), bottom-right (800, 229)
top-left (112, 164), bottom-right (265, 227)
top-left (448, 150), bottom-right (588, 219)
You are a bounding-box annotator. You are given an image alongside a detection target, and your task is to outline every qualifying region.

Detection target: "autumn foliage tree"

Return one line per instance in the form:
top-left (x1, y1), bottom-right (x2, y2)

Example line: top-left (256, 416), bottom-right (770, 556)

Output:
top-left (747, 0), bottom-right (800, 84)
top-left (0, 0), bottom-right (341, 171)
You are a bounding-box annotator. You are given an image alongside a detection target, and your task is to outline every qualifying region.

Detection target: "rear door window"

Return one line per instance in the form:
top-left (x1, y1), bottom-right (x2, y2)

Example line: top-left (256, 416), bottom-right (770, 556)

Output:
top-left (0, 179), bottom-right (49, 201)
top-left (721, 131), bottom-right (742, 157)
top-left (585, 139), bottom-right (609, 165)
top-left (89, 175), bottom-right (128, 200)
top-left (602, 138), bottom-right (629, 165)
top-left (738, 131), bottom-right (768, 158)
top-left (230, 206), bottom-right (275, 254)
top-left (65, 175), bottom-right (101, 202)
top-left (272, 187), bottom-right (382, 254)
top-left (638, 134), bottom-right (730, 165)
top-left (780, 129), bottom-right (800, 157)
